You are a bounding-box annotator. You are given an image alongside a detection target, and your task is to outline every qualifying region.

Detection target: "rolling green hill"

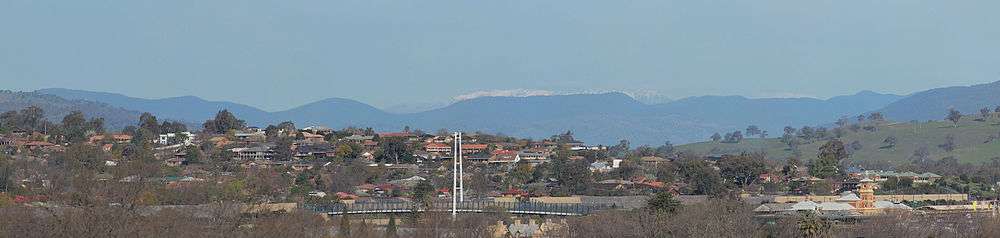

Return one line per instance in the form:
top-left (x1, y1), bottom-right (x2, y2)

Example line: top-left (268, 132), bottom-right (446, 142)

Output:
top-left (677, 117), bottom-right (1000, 165)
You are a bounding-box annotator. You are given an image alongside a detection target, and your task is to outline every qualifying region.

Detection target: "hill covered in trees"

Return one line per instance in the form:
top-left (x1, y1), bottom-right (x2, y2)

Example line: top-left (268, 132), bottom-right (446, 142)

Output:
top-left (677, 112), bottom-right (1000, 165)
top-left (0, 91), bottom-right (139, 130)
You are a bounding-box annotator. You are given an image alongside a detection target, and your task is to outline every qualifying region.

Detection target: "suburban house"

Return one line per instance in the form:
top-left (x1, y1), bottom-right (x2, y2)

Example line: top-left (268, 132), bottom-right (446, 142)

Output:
top-left (231, 146), bottom-right (275, 160)
top-left (294, 143), bottom-right (334, 159)
top-left (88, 134), bottom-right (133, 144)
top-left (462, 144), bottom-right (488, 154)
top-left (589, 161), bottom-right (613, 173)
top-left (165, 157), bottom-right (187, 167)
top-left (489, 150), bottom-right (520, 164)
top-left (425, 136), bottom-right (452, 144)
top-left (518, 151), bottom-right (548, 164)
top-left (611, 158), bottom-right (624, 168)
top-left (570, 145), bottom-right (606, 151)
top-left (22, 141), bottom-right (56, 150)
top-left (157, 132), bottom-right (195, 145)
top-left (300, 132), bottom-right (326, 143)
top-left (869, 170), bottom-right (943, 183)
top-left (378, 132), bottom-right (417, 142)
top-left (424, 142), bottom-right (451, 153)
top-left (639, 156), bottom-right (669, 166)
top-left (234, 130), bottom-right (266, 141)
top-left (342, 134), bottom-right (374, 143)
top-left (301, 126), bottom-right (333, 135)
top-left (362, 140), bottom-right (379, 151)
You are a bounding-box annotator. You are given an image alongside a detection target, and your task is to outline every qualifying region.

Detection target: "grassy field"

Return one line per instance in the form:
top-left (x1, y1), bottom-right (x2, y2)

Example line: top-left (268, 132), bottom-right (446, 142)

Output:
top-left (676, 117), bottom-right (1000, 165)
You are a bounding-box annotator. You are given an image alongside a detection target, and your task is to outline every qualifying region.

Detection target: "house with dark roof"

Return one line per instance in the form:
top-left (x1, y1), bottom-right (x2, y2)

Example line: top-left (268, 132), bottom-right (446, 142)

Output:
top-left (294, 143), bottom-right (334, 159)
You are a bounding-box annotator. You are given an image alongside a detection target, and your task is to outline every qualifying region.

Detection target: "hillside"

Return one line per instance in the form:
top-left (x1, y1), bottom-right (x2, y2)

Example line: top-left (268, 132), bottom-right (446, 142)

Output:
top-left (879, 81), bottom-right (1000, 121)
top-left (35, 88), bottom-right (271, 126)
top-left (676, 116), bottom-right (1000, 165)
top-left (655, 91), bottom-right (904, 138)
top-left (0, 91), bottom-right (140, 129)
top-left (273, 97), bottom-right (401, 129)
top-left (32, 88), bottom-right (904, 145)
top-left (408, 93), bottom-right (722, 145)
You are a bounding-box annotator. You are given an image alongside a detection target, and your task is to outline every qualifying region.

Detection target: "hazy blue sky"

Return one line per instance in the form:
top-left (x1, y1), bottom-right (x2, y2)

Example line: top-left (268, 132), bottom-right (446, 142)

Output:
top-left (3, 1), bottom-right (999, 111)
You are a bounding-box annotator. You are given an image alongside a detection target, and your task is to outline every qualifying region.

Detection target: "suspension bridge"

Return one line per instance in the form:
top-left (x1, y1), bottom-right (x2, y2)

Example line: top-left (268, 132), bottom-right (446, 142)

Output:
top-left (302, 200), bottom-right (611, 216)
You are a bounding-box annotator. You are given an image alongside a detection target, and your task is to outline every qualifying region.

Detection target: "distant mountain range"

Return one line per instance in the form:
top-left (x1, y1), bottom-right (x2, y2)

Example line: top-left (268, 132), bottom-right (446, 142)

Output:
top-left (879, 81), bottom-right (1000, 122)
top-left (0, 90), bottom-right (139, 129)
top-left (656, 91), bottom-right (905, 133)
top-left (34, 88), bottom-right (272, 126)
top-left (14, 81), bottom-right (1000, 145)
top-left (19, 87), bottom-right (900, 145)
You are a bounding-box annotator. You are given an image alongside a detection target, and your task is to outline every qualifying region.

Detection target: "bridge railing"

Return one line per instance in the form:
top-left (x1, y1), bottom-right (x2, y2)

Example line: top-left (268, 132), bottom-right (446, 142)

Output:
top-left (302, 200), bottom-right (611, 215)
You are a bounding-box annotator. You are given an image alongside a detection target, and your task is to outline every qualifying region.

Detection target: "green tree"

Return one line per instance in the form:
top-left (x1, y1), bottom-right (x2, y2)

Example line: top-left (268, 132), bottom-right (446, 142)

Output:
top-left (333, 144), bottom-right (358, 159)
top-left (797, 212), bottom-right (831, 237)
top-left (508, 163), bottom-right (534, 186)
top-left (550, 156), bottom-right (592, 195)
top-left (184, 145), bottom-right (202, 164)
top-left (159, 121), bottom-right (187, 133)
top-left (411, 180), bottom-right (434, 207)
top-left (139, 112), bottom-right (160, 135)
top-left (677, 159), bottom-right (726, 196)
top-left (274, 137), bottom-right (295, 161)
top-left (710, 133), bottom-right (722, 142)
top-left (718, 153), bottom-right (769, 188)
top-left (61, 111), bottom-right (88, 144)
top-left (377, 139), bottom-right (412, 164)
top-left (19, 106), bottom-right (44, 132)
top-left (810, 140), bottom-right (847, 179)
top-left (646, 191), bottom-right (681, 214)
top-left (203, 110), bottom-right (246, 134)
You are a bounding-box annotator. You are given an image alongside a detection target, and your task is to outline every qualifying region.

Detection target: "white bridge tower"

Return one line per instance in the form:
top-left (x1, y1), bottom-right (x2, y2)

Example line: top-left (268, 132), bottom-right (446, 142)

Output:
top-left (451, 132), bottom-right (464, 217)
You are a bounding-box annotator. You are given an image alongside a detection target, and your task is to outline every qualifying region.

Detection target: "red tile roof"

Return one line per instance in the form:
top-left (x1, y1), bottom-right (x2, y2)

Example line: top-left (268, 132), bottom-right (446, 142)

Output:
top-left (462, 144), bottom-right (488, 150)
top-left (425, 143), bottom-right (449, 149)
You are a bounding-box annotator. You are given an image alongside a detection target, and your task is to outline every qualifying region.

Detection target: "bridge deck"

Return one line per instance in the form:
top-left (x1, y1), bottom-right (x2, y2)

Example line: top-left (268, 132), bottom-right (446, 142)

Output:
top-left (303, 201), bottom-right (610, 216)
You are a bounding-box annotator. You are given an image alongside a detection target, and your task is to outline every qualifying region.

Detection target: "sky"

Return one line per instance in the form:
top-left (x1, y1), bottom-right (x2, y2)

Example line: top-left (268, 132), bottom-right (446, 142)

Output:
top-left (2, 1), bottom-right (1000, 111)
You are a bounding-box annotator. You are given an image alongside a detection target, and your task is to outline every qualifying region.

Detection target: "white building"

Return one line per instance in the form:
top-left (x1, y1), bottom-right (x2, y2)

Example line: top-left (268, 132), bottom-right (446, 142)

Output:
top-left (231, 146), bottom-right (275, 160)
top-left (157, 132), bottom-right (195, 145)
